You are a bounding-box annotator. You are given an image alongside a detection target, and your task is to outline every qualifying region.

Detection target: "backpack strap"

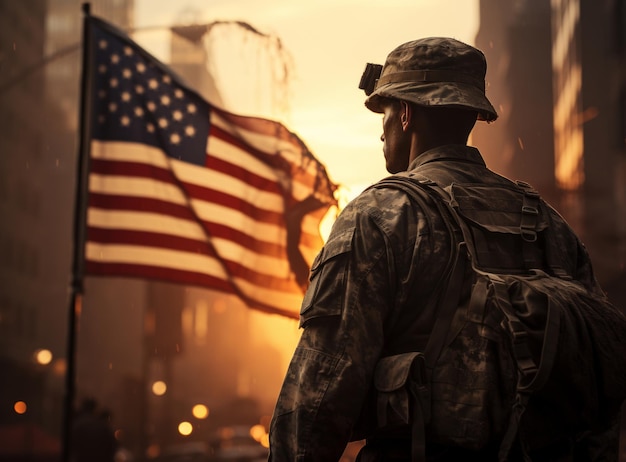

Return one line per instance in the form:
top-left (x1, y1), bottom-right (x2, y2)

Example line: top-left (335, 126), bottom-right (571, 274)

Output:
top-left (491, 273), bottom-right (562, 461)
top-left (373, 176), bottom-right (467, 462)
top-left (516, 180), bottom-right (543, 271)
top-left (517, 181), bottom-right (573, 279)
top-left (374, 176), bottom-right (467, 369)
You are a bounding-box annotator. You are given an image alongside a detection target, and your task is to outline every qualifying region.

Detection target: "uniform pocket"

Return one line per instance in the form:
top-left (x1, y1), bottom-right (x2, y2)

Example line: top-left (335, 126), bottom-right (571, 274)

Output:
top-left (374, 352), bottom-right (430, 429)
top-left (299, 227), bottom-right (355, 328)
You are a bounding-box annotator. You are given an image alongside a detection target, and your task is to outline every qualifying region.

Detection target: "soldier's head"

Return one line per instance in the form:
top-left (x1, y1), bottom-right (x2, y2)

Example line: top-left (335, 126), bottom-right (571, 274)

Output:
top-left (359, 37), bottom-right (497, 173)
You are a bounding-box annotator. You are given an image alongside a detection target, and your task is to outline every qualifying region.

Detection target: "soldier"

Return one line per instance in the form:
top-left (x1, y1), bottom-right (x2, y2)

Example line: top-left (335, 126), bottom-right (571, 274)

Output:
top-left (268, 38), bottom-right (619, 461)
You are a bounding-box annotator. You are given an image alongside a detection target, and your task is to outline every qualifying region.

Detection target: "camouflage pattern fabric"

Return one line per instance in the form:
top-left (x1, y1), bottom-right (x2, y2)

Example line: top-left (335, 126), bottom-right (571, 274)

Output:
top-left (268, 145), bottom-right (601, 462)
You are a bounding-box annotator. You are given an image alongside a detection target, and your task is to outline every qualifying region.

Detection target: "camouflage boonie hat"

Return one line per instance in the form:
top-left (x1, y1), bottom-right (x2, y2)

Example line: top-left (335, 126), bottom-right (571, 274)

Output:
top-left (362, 37), bottom-right (498, 122)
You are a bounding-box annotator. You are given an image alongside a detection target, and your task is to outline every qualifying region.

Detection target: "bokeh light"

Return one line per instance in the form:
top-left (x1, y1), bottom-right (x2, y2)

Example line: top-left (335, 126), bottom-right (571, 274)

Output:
top-left (151, 380), bottom-right (167, 396)
top-left (14, 401), bottom-right (27, 414)
top-left (34, 349), bottom-right (53, 365)
top-left (178, 421), bottom-right (193, 436)
top-left (192, 404), bottom-right (209, 419)
top-left (249, 424), bottom-right (265, 442)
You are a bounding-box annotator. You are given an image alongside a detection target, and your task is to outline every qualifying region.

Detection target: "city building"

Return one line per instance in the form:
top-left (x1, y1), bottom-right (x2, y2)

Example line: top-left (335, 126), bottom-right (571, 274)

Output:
top-left (474, 0), bottom-right (626, 304)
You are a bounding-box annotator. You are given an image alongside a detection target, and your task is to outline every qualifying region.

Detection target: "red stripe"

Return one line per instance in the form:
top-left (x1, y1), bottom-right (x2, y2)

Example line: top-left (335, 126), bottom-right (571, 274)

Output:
top-left (91, 158), bottom-right (173, 181)
top-left (205, 152), bottom-right (283, 195)
top-left (87, 215), bottom-right (285, 258)
top-left (86, 260), bottom-right (233, 295)
top-left (88, 227), bottom-right (215, 255)
top-left (89, 160), bottom-right (285, 224)
top-left (209, 123), bottom-right (286, 173)
top-left (85, 261), bottom-right (299, 320)
top-left (89, 193), bottom-right (193, 219)
top-left (182, 182), bottom-right (283, 223)
top-left (86, 227), bottom-right (303, 293)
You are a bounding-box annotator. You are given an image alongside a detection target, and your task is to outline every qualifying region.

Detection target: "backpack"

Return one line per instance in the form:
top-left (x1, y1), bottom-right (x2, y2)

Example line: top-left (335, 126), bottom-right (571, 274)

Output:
top-left (370, 173), bottom-right (626, 461)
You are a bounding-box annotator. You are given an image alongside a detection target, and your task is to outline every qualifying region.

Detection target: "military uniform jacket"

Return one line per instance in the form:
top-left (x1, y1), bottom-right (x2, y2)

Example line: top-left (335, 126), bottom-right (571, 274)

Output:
top-left (268, 145), bottom-right (599, 462)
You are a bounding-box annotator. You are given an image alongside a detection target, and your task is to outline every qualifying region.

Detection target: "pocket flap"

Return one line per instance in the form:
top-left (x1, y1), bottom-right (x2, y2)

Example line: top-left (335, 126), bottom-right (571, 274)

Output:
top-left (374, 352), bottom-right (427, 428)
top-left (299, 227), bottom-right (354, 327)
top-left (374, 352), bottom-right (424, 392)
top-left (451, 184), bottom-right (549, 234)
top-left (310, 228), bottom-right (354, 273)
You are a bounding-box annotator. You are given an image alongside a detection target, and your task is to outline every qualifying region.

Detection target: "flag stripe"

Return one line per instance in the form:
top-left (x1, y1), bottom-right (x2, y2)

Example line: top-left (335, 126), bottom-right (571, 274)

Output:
top-left (88, 195), bottom-right (286, 257)
top-left (86, 242), bottom-right (304, 299)
top-left (90, 166), bottom-right (285, 224)
top-left (87, 208), bottom-right (287, 262)
top-left (86, 261), bottom-right (232, 293)
top-left (87, 227), bottom-right (292, 277)
top-left (209, 117), bottom-right (323, 200)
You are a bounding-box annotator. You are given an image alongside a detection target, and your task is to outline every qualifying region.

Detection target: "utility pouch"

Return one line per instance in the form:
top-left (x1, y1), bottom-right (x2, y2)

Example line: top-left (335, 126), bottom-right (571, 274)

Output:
top-left (374, 352), bottom-right (430, 429)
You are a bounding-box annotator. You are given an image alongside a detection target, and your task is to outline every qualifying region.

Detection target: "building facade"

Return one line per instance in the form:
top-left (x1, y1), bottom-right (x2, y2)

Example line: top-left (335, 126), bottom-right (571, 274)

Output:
top-left (475, 0), bottom-right (626, 304)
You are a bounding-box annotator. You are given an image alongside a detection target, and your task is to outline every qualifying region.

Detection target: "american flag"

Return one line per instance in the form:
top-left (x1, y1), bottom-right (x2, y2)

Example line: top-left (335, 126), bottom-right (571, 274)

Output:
top-left (84, 16), bottom-right (337, 319)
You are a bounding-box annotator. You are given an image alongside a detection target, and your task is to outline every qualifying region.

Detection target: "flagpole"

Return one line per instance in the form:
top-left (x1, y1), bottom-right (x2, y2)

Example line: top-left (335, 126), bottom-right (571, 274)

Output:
top-left (61, 3), bottom-right (93, 461)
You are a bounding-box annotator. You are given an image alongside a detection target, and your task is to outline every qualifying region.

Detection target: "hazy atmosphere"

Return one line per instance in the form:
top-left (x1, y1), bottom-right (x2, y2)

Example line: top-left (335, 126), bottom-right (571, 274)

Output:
top-left (2, 0), bottom-right (625, 461)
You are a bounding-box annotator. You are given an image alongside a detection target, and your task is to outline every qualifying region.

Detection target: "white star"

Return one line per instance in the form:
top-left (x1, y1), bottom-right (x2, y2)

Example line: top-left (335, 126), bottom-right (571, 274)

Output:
top-left (136, 62), bottom-right (146, 73)
top-left (147, 101), bottom-right (157, 112)
top-left (146, 123), bottom-right (155, 133)
top-left (124, 46), bottom-right (133, 56)
top-left (161, 95), bottom-right (171, 106)
top-left (121, 115), bottom-right (131, 126)
top-left (187, 103), bottom-right (197, 114)
top-left (173, 110), bottom-right (183, 121)
top-left (121, 92), bottom-right (131, 102)
top-left (163, 75), bottom-right (172, 84)
top-left (174, 89), bottom-right (184, 98)
top-left (134, 107), bottom-right (144, 117)
top-left (135, 85), bottom-right (144, 94)
top-left (111, 54), bottom-right (120, 64)
top-left (122, 68), bottom-right (132, 79)
top-left (158, 118), bottom-right (168, 128)
top-left (170, 133), bottom-right (181, 144)
top-left (110, 77), bottom-right (119, 88)
top-left (148, 79), bottom-right (158, 90)
top-left (185, 125), bottom-right (196, 137)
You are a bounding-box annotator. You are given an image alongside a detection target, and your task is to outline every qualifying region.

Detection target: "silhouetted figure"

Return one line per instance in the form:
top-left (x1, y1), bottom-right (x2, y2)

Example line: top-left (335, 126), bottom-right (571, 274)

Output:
top-left (70, 398), bottom-right (117, 462)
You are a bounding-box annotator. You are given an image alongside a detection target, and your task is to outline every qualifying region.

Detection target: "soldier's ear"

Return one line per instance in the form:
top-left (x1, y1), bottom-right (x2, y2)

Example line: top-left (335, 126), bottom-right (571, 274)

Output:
top-left (400, 101), bottom-right (412, 131)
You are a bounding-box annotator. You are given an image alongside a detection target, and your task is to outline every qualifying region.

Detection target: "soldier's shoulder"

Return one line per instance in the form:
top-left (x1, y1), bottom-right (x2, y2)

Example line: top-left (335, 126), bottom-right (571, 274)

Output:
top-left (352, 179), bottom-right (421, 211)
top-left (334, 181), bottom-right (433, 241)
